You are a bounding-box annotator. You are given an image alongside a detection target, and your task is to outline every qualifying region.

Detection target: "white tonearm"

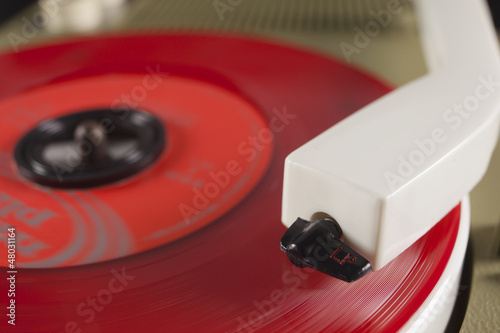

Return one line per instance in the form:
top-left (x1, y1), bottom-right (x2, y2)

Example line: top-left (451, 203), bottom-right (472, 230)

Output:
top-left (282, 0), bottom-right (500, 270)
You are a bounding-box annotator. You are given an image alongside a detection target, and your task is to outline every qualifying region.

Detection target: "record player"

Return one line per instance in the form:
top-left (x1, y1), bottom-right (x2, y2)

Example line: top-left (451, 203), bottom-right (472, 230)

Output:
top-left (0, 0), bottom-right (499, 332)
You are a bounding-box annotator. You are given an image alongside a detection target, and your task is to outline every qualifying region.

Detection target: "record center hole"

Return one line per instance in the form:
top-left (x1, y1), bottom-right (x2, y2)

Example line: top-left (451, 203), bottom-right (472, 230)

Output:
top-left (42, 135), bottom-right (139, 167)
top-left (15, 108), bottom-right (166, 188)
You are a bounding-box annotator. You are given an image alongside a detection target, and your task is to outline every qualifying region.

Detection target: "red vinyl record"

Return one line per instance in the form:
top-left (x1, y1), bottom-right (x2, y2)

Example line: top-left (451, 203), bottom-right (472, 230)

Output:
top-left (0, 34), bottom-right (460, 332)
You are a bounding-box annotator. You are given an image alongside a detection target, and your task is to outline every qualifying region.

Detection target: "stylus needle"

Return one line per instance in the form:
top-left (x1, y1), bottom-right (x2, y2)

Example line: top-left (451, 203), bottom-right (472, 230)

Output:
top-left (280, 217), bottom-right (372, 282)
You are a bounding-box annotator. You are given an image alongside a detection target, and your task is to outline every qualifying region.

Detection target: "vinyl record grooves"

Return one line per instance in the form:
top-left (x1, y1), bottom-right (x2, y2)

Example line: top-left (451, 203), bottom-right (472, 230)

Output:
top-left (0, 34), bottom-right (461, 332)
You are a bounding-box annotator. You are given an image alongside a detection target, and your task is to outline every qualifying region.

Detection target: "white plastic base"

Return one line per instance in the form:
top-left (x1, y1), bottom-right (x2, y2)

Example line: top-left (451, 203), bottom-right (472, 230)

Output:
top-left (400, 195), bottom-right (470, 333)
